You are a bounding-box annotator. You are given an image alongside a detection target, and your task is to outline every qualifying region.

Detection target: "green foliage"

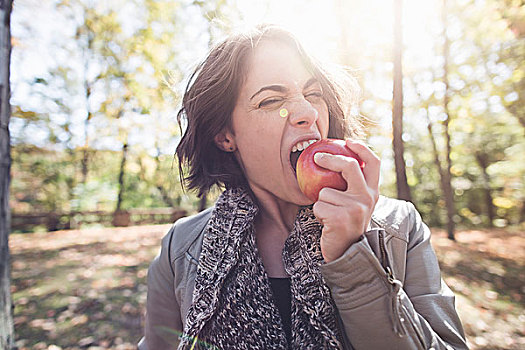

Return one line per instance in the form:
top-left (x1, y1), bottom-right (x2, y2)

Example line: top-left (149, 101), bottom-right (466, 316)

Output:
top-left (10, 143), bottom-right (198, 215)
top-left (10, 0), bottom-right (214, 218)
top-left (9, 0), bottom-right (524, 229)
top-left (393, 0), bottom-right (525, 228)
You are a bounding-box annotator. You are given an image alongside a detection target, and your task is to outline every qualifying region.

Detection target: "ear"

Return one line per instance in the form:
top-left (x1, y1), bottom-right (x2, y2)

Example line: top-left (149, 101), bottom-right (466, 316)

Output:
top-left (214, 130), bottom-right (237, 152)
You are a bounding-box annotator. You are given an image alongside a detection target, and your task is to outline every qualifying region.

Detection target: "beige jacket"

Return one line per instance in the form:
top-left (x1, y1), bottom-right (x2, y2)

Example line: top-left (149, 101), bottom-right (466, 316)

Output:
top-left (139, 196), bottom-right (468, 349)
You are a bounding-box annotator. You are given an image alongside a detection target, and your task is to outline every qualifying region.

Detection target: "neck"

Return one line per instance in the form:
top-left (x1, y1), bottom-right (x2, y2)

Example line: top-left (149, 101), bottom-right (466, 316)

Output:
top-left (250, 186), bottom-right (299, 234)
top-left (248, 187), bottom-right (299, 278)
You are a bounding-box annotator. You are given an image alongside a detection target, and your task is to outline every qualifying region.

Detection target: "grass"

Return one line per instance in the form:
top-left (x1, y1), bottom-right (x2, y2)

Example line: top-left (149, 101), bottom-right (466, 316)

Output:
top-left (9, 224), bottom-right (524, 349)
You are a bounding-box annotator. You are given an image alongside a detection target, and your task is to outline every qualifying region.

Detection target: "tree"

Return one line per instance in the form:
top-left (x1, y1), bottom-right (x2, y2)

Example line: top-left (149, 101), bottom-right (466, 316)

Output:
top-left (11, 0), bottom-right (133, 214)
top-left (443, 0), bottom-right (523, 228)
top-left (439, 0), bottom-right (456, 239)
top-left (405, 0), bottom-right (524, 229)
top-left (495, 0), bottom-right (525, 129)
top-left (392, 0), bottom-right (412, 202)
top-left (422, 104), bottom-right (444, 211)
top-left (9, 0), bottom-right (201, 218)
top-left (0, 0), bottom-right (15, 347)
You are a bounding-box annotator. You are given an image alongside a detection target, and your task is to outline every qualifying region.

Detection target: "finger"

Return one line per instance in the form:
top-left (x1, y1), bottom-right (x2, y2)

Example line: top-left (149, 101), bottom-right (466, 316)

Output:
top-left (345, 139), bottom-right (380, 188)
top-left (313, 200), bottom-right (340, 225)
top-left (314, 152), bottom-right (367, 192)
top-left (317, 186), bottom-right (367, 207)
top-left (313, 200), bottom-right (364, 231)
top-left (314, 152), bottom-right (363, 173)
top-left (318, 186), bottom-right (378, 218)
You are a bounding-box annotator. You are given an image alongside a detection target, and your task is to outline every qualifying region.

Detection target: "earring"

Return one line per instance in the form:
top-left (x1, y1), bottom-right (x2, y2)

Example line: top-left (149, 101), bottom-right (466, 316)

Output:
top-left (229, 147), bottom-right (234, 151)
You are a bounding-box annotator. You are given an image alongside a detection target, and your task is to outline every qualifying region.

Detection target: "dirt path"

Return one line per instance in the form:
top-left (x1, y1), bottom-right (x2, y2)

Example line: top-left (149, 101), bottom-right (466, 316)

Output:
top-left (9, 225), bottom-right (524, 349)
top-left (431, 228), bottom-right (524, 349)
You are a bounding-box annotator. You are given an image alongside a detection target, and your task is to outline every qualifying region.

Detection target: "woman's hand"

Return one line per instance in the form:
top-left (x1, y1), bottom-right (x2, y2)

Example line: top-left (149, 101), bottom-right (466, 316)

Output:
top-left (312, 139), bottom-right (381, 263)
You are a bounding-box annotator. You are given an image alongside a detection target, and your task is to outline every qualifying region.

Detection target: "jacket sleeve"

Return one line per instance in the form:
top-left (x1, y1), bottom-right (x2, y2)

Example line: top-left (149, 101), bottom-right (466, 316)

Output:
top-left (320, 202), bottom-right (468, 350)
top-left (140, 229), bottom-right (182, 350)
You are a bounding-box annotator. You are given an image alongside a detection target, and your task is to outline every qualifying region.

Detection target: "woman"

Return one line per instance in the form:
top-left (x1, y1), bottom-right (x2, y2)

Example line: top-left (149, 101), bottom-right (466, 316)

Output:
top-left (139, 25), bottom-right (468, 349)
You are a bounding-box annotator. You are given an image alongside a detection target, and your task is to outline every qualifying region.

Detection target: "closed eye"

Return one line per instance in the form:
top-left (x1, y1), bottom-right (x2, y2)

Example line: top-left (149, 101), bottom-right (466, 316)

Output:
top-left (306, 91), bottom-right (323, 97)
top-left (258, 97), bottom-right (285, 108)
top-left (305, 90), bottom-right (324, 102)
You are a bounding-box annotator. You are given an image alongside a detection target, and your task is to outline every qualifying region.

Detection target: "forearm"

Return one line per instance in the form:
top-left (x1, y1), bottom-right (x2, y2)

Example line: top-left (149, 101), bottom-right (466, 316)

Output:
top-left (321, 236), bottom-right (467, 350)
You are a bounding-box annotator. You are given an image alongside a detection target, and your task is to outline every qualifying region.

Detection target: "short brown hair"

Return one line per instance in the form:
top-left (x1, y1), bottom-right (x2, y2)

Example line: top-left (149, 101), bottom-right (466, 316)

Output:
top-left (176, 25), bottom-right (363, 196)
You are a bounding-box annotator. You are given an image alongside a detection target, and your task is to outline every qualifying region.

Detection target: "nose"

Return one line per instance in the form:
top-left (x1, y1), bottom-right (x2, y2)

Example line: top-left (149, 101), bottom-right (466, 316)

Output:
top-left (287, 98), bottom-right (319, 127)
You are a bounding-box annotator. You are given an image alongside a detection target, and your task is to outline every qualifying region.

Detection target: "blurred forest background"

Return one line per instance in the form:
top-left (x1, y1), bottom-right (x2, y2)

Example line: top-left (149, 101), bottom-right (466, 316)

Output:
top-left (8, 0), bottom-right (525, 233)
top-left (3, 0), bottom-right (525, 349)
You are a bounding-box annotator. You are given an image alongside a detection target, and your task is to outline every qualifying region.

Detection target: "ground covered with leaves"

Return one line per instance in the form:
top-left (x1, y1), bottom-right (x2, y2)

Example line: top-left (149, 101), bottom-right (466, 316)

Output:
top-left (9, 224), bottom-right (524, 349)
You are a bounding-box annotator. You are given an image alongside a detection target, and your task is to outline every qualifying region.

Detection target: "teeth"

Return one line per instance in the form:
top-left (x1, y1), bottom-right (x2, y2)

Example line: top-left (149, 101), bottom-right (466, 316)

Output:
top-left (291, 139), bottom-right (317, 153)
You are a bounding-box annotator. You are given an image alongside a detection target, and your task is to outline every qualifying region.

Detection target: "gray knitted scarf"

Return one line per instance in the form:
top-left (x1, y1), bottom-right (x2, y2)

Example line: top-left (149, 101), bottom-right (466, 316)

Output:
top-left (178, 187), bottom-right (343, 349)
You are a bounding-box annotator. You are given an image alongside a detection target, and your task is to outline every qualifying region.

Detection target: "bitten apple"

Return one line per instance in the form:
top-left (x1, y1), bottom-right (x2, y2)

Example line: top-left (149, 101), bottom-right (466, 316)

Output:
top-left (296, 139), bottom-right (365, 202)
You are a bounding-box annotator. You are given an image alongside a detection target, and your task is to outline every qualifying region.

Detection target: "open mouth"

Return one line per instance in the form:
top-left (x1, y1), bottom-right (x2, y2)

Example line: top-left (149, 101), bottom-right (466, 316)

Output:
top-left (290, 139), bottom-right (317, 173)
top-left (290, 151), bottom-right (303, 173)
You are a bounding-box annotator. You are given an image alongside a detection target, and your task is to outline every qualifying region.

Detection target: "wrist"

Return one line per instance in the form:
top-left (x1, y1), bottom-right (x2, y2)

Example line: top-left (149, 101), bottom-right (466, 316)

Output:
top-left (322, 234), bottom-right (364, 263)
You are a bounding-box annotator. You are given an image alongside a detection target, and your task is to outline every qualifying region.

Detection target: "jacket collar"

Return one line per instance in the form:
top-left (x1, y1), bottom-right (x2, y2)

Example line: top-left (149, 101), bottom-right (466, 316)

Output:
top-left (180, 187), bottom-right (259, 345)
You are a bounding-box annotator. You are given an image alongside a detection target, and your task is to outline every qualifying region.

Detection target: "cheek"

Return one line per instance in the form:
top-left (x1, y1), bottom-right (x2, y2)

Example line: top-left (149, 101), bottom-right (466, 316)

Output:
top-left (235, 124), bottom-right (282, 159)
top-left (234, 112), bottom-right (285, 143)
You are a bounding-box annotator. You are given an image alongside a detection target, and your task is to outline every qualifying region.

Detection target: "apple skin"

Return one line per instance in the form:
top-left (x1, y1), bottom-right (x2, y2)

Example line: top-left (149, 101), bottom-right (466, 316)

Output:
top-left (296, 139), bottom-right (365, 202)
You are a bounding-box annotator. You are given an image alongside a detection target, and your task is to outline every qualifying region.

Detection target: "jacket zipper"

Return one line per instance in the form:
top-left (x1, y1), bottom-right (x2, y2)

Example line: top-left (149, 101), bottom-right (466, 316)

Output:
top-left (377, 228), bottom-right (389, 272)
top-left (377, 229), bottom-right (407, 337)
top-left (378, 228), bottom-right (429, 348)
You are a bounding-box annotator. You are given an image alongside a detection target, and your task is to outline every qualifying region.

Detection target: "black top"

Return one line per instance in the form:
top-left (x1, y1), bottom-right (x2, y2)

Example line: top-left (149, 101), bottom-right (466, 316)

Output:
top-left (268, 277), bottom-right (292, 345)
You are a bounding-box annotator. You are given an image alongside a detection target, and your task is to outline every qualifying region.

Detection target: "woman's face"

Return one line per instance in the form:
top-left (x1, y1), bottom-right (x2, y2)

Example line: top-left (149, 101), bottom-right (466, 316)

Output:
top-left (227, 39), bottom-right (330, 205)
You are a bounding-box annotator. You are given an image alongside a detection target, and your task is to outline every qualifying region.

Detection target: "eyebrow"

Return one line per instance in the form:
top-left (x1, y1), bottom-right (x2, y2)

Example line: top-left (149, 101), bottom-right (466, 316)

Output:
top-left (250, 85), bottom-right (287, 101)
top-left (303, 77), bottom-right (319, 90)
top-left (249, 78), bottom-right (320, 101)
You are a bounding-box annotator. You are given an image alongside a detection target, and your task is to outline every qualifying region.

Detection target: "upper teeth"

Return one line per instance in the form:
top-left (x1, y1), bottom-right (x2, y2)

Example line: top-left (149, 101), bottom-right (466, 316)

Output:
top-left (292, 139), bottom-right (317, 152)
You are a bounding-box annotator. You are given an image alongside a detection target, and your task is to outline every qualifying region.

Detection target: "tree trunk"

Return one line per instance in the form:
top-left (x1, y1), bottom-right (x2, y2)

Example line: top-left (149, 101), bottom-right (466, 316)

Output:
top-left (425, 113), bottom-right (445, 227)
top-left (475, 153), bottom-right (494, 226)
top-left (334, 0), bottom-right (353, 67)
top-left (115, 142), bottom-right (128, 212)
top-left (153, 148), bottom-right (176, 208)
top-left (113, 142), bottom-right (130, 227)
top-left (442, 0), bottom-right (456, 240)
top-left (0, 0), bottom-right (15, 347)
top-left (81, 108), bottom-right (92, 185)
top-left (392, 0), bottom-right (412, 202)
top-left (80, 29), bottom-right (94, 186)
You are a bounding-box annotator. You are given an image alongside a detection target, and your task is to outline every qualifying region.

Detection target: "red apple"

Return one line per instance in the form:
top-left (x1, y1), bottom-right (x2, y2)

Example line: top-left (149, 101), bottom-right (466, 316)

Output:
top-left (296, 139), bottom-right (365, 202)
